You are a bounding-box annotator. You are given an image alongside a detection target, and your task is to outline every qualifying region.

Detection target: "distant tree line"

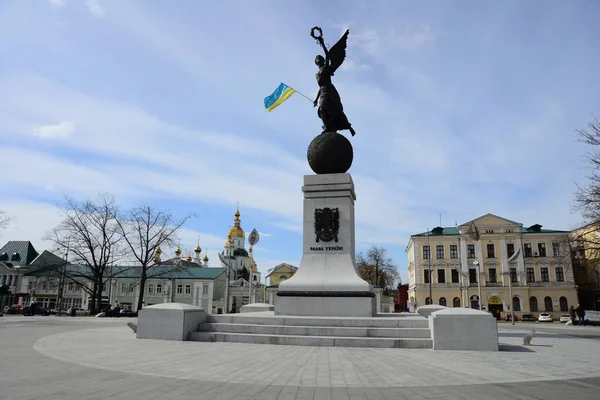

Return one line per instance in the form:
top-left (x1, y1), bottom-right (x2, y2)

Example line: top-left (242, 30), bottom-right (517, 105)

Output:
top-left (356, 245), bottom-right (399, 295)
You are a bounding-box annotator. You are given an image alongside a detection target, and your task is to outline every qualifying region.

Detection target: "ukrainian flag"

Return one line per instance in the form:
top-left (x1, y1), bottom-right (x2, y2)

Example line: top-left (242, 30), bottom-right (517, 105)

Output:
top-left (264, 83), bottom-right (296, 112)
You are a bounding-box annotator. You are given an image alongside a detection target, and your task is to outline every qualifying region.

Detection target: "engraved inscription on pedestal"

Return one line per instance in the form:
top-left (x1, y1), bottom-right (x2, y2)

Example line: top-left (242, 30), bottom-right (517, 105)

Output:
top-left (314, 207), bottom-right (339, 243)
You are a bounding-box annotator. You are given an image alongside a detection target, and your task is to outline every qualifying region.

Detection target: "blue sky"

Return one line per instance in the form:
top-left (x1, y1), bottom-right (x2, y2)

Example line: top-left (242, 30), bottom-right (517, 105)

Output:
top-left (1, 0), bottom-right (599, 283)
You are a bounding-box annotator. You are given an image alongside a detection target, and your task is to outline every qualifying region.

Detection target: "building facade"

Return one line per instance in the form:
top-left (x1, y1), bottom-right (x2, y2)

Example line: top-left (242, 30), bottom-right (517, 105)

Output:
top-left (406, 213), bottom-right (578, 319)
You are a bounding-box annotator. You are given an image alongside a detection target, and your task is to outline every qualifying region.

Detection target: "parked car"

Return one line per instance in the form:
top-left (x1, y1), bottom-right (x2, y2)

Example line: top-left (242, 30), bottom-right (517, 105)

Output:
top-left (23, 303), bottom-right (50, 316)
top-left (66, 307), bottom-right (88, 316)
top-left (559, 315), bottom-right (571, 323)
top-left (538, 312), bottom-right (553, 322)
top-left (119, 309), bottom-right (138, 318)
top-left (521, 314), bottom-right (536, 322)
top-left (505, 314), bottom-right (518, 321)
top-left (2, 306), bottom-right (20, 315)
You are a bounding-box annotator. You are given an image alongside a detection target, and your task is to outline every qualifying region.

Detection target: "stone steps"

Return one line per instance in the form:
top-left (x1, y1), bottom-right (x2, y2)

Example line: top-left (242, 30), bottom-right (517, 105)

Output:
top-left (198, 322), bottom-right (431, 338)
top-left (189, 312), bottom-right (433, 348)
top-left (189, 331), bottom-right (432, 348)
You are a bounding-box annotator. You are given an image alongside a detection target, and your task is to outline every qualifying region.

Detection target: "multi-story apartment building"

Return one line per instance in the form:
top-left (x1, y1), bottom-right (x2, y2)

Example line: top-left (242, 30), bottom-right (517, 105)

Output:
top-left (406, 213), bottom-right (578, 319)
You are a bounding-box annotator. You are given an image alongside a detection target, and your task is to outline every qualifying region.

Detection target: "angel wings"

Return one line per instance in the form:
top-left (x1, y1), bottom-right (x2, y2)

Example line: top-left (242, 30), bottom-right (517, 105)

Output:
top-left (314, 28), bottom-right (349, 74)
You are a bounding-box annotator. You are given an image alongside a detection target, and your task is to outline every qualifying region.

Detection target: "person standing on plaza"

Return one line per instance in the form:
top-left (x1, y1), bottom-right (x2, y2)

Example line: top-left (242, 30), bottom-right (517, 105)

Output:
top-left (575, 304), bottom-right (586, 326)
top-left (569, 305), bottom-right (576, 325)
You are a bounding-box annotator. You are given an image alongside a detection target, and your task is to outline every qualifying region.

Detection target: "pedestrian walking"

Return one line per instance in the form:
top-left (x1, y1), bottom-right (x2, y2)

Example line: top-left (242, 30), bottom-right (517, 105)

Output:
top-left (575, 303), bottom-right (586, 326)
top-left (569, 305), bottom-right (576, 325)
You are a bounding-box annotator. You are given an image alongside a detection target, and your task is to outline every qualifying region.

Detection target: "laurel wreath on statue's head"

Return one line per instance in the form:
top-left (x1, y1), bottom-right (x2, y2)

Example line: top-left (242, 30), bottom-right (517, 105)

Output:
top-left (310, 26), bottom-right (323, 42)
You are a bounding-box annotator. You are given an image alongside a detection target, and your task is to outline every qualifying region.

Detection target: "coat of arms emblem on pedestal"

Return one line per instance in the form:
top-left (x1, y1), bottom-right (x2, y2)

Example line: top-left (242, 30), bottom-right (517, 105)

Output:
top-left (314, 207), bottom-right (340, 243)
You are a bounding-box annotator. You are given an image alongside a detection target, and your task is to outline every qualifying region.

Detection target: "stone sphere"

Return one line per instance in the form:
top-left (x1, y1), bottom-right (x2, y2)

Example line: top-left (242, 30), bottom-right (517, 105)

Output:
top-left (307, 132), bottom-right (353, 174)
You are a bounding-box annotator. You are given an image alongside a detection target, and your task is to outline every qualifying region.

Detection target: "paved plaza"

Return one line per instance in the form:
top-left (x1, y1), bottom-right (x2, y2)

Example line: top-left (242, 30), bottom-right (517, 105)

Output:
top-left (1, 316), bottom-right (600, 399)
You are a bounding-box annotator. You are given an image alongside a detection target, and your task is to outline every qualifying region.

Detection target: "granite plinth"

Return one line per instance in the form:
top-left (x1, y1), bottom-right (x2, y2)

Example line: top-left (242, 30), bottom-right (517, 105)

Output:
top-left (416, 304), bottom-right (447, 319)
top-left (240, 303), bottom-right (275, 313)
top-left (275, 173), bottom-right (374, 317)
top-left (430, 307), bottom-right (499, 351)
top-left (136, 303), bottom-right (207, 341)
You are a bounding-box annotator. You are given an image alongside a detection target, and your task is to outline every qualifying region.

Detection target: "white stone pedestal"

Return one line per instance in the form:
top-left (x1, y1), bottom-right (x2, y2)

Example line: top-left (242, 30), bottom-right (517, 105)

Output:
top-left (275, 173), bottom-right (374, 317)
top-left (136, 303), bottom-right (207, 341)
top-left (429, 308), bottom-right (499, 351)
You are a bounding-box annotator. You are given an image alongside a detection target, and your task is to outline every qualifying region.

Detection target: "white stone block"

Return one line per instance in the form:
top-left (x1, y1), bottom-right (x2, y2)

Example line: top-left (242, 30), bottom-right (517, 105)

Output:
top-left (275, 296), bottom-right (374, 317)
top-left (429, 308), bottom-right (498, 351)
top-left (240, 303), bottom-right (275, 313)
top-left (416, 304), bottom-right (447, 319)
top-left (136, 303), bottom-right (207, 341)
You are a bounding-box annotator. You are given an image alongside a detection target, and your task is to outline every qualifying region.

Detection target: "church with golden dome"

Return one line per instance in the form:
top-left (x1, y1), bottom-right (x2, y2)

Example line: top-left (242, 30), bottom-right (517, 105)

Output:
top-left (220, 209), bottom-right (264, 312)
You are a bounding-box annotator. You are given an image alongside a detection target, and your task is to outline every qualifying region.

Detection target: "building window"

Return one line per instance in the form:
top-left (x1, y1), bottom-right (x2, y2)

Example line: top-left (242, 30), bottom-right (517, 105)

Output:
top-left (176, 284), bottom-right (183, 294)
top-left (424, 270), bottom-right (430, 284)
top-left (526, 268), bottom-right (535, 283)
top-left (102, 283), bottom-right (106, 292)
top-left (280, 275), bottom-right (287, 280)
top-left (68, 283), bottom-right (75, 291)
top-left (128, 283), bottom-right (134, 293)
top-left (559, 296), bottom-right (568, 312)
top-left (530, 296), bottom-right (538, 312)
top-left (513, 297), bottom-right (521, 312)
top-left (488, 268), bottom-right (497, 283)
top-left (556, 267), bottom-right (564, 282)
top-left (185, 285), bottom-right (191, 295)
top-left (450, 245), bottom-right (458, 259)
top-left (451, 269), bottom-right (459, 283)
top-left (148, 284), bottom-right (154, 294)
top-left (538, 243), bottom-right (546, 257)
top-left (439, 297), bottom-right (447, 307)
top-left (423, 245), bottom-right (430, 260)
top-left (524, 243), bottom-right (533, 257)
top-left (202, 284), bottom-right (209, 296)
top-left (453, 297), bottom-right (460, 307)
top-left (42, 282), bottom-right (47, 291)
top-left (425, 297), bottom-right (431, 305)
top-left (544, 296), bottom-right (553, 312)
top-left (437, 269), bottom-right (445, 284)
top-left (469, 268), bottom-right (477, 284)
top-left (436, 245), bottom-right (444, 259)
top-left (156, 284), bottom-right (162, 294)
top-left (552, 242), bottom-right (561, 257)
top-left (506, 243), bottom-right (515, 258)
top-left (510, 268), bottom-right (517, 283)
top-left (467, 244), bottom-right (475, 258)
top-left (486, 244), bottom-right (495, 258)
top-left (28, 281), bottom-right (34, 291)
top-left (541, 268), bottom-right (549, 282)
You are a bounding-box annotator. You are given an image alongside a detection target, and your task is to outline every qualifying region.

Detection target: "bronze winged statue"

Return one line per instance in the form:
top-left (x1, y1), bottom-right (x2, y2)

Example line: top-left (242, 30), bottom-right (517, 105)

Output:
top-left (311, 27), bottom-right (355, 136)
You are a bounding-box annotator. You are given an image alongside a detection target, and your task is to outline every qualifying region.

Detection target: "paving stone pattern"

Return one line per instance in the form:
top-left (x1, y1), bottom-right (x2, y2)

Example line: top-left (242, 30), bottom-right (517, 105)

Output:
top-left (1, 316), bottom-right (600, 399)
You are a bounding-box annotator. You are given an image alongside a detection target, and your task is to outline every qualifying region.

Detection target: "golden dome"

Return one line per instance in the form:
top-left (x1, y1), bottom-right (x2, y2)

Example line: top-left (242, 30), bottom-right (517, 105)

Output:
top-left (153, 256), bottom-right (160, 263)
top-left (186, 254), bottom-right (192, 262)
top-left (194, 245), bottom-right (202, 253)
top-left (249, 246), bottom-right (253, 252)
top-left (175, 247), bottom-right (182, 256)
top-left (224, 234), bottom-right (233, 247)
top-left (227, 209), bottom-right (245, 238)
top-left (155, 246), bottom-right (162, 255)
top-left (203, 254), bottom-right (209, 262)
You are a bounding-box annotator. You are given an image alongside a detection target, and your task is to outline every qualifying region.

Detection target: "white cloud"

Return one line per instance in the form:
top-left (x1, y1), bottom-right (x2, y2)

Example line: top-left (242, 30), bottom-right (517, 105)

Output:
top-left (32, 121), bottom-right (74, 139)
top-left (85, 0), bottom-right (105, 17)
top-left (49, 0), bottom-right (66, 8)
top-left (392, 25), bottom-right (435, 50)
top-left (0, 200), bottom-right (63, 251)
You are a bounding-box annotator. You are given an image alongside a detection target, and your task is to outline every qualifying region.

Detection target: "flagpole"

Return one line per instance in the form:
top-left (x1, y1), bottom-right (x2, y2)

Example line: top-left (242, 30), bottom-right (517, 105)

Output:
top-left (285, 84), bottom-right (313, 103)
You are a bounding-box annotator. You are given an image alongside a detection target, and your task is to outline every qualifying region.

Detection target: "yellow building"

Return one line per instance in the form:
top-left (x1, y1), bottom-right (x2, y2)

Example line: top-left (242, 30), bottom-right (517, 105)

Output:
top-left (570, 223), bottom-right (600, 310)
top-left (265, 263), bottom-right (298, 287)
top-left (406, 213), bottom-right (578, 319)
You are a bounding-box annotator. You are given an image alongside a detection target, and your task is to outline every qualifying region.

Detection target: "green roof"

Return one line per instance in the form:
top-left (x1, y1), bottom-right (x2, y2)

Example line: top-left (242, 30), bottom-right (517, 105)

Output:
top-left (0, 241), bottom-right (39, 265)
top-left (25, 263), bottom-right (225, 280)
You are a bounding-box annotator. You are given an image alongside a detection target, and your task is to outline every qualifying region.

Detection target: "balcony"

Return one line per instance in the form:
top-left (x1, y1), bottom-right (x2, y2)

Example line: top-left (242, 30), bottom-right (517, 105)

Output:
top-left (485, 282), bottom-right (502, 287)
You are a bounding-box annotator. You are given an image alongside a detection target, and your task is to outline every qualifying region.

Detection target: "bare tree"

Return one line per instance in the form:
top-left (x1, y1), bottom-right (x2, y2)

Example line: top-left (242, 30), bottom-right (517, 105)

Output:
top-left (356, 245), bottom-right (399, 294)
top-left (0, 210), bottom-right (13, 230)
top-left (574, 116), bottom-right (600, 226)
top-left (115, 205), bottom-right (194, 311)
top-left (44, 194), bottom-right (125, 314)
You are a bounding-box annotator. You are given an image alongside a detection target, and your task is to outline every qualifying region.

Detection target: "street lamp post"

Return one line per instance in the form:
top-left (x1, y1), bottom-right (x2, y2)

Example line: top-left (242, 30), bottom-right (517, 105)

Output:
top-left (502, 270), bottom-right (515, 325)
top-left (472, 260), bottom-right (482, 311)
top-left (219, 239), bottom-right (234, 313)
top-left (248, 229), bottom-right (260, 305)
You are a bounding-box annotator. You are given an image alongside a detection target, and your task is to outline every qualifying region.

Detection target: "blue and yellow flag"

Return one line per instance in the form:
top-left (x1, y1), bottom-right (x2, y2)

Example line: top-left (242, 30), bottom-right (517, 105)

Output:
top-left (264, 83), bottom-right (296, 112)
